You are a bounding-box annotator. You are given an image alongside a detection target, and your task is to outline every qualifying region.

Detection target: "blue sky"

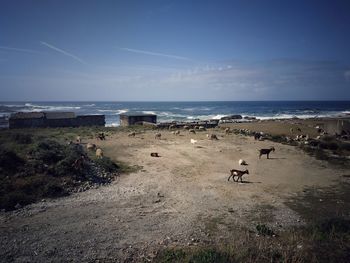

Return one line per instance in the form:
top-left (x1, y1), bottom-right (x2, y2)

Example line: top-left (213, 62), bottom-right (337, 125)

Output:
top-left (0, 0), bottom-right (349, 101)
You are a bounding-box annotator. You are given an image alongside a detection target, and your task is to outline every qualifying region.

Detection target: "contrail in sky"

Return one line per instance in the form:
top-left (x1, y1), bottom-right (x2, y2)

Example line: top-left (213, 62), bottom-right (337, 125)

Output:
top-left (40, 41), bottom-right (86, 64)
top-left (119, 47), bottom-right (191, 61)
top-left (0, 46), bottom-right (43, 54)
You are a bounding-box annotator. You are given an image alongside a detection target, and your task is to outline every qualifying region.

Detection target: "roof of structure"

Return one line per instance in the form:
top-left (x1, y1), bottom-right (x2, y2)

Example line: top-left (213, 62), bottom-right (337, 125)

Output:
top-left (10, 112), bottom-right (45, 119)
top-left (10, 111), bottom-right (77, 120)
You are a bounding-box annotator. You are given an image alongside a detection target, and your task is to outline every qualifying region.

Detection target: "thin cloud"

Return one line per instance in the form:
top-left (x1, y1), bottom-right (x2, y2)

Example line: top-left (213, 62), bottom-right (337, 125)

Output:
top-left (40, 41), bottom-right (86, 65)
top-left (119, 47), bottom-right (191, 61)
top-left (0, 46), bottom-right (43, 54)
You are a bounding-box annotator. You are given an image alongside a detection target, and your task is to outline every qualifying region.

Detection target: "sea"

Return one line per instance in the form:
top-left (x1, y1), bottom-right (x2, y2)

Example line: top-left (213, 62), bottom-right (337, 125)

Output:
top-left (1, 101), bottom-right (350, 127)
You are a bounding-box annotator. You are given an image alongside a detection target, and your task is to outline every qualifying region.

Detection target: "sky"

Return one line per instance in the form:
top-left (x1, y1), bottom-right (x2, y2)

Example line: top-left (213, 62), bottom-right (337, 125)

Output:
top-left (0, 0), bottom-right (349, 101)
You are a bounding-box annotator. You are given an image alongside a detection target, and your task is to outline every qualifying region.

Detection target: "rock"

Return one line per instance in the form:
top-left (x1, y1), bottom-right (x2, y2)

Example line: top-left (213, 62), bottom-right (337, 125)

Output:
top-left (221, 115), bottom-right (242, 120)
top-left (14, 203), bottom-right (22, 209)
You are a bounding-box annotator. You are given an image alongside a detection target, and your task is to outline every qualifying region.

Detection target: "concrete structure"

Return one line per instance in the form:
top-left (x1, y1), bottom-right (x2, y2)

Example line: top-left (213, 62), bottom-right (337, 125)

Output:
top-left (9, 112), bottom-right (105, 129)
top-left (323, 119), bottom-right (350, 135)
top-left (119, 112), bottom-right (157, 126)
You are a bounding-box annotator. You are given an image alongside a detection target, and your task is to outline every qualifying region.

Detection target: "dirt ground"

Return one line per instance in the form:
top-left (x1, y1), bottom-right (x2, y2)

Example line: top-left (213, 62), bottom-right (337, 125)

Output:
top-left (0, 127), bottom-right (349, 262)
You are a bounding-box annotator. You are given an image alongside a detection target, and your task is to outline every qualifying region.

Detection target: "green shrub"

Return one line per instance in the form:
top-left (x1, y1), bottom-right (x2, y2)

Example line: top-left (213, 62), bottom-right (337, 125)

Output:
top-left (0, 147), bottom-right (24, 175)
top-left (31, 140), bottom-right (66, 164)
top-left (0, 191), bottom-right (35, 210)
top-left (318, 141), bottom-right (339, 151)
top-left (339, 142), bottom-right (350, 152)
top-left (10, 133), bottom-right (33, 144)
top-left (95, 157), bottom-right (119, 173)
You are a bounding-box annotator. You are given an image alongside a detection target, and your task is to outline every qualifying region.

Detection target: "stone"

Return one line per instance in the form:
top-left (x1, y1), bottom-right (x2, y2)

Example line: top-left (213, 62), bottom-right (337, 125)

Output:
top-left (221, 115), bottom-right (242, 120)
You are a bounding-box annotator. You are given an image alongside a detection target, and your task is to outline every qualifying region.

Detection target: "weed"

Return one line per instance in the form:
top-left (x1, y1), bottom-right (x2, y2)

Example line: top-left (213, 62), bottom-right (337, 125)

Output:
top-left (256, 224), bottom-right (275, 236)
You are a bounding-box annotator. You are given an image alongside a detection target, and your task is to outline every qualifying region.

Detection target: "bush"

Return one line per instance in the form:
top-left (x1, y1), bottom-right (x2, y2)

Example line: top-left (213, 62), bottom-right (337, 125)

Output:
top-left (31, 140), bottom-right (66, 164)
top-left (10, 133), bottom-right (33, 144)
top-left (318, 141), bottom-right (339, 151)
top-left (339, 142), bottom-right (350, 152)
top-left (52, 145), bottom-right (86, 177)
top-left (94, 157), bottom-right (119, 173)
top-left (0, 191), bottom-right (35, 211)
top-left (0, 147), bottom-right (24, 175)
top-left (313, 218), bottom-right (350, 236)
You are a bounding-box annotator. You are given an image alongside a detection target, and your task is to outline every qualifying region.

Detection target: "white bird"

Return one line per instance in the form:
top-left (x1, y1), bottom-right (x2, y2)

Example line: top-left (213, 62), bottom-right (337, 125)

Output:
top-left (190, 139), bottom-right (198, 144)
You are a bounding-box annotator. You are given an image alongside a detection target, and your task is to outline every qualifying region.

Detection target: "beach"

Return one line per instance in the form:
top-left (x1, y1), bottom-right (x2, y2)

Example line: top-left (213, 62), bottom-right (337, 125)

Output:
top-left (1, 119), bottom-right (349, 262)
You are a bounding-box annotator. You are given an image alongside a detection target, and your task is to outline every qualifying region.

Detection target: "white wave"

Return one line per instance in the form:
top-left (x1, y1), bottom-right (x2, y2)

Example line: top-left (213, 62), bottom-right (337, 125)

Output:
top-left (117, 109), bottom-right (128, 114)
top-left (183, 107), bottom-right (212, 111)
top-left (209, 114), bottom-right (227, 120)
top-left (256, 113), bottom-right (332, 120)
top-left (184, 114), bottom-right (227, 120)
top-left (23, 103), bottom-right (81, 111)
top-left (106, 122), bottom-right (119, 127)
top-left (83, 104), bottom-right (96, 107)
top-left (142, 111), bottom-right (157, 115)
top-left (97, 109), bottom-right (128, 114)
top-left (157, 111), bottom-right (190, 119)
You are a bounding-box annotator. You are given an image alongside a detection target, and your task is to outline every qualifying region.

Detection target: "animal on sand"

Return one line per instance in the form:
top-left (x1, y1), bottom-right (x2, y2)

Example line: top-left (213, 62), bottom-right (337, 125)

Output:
top-left (258, 147), bottom-right (275, 159)
top-left (128, 132), bottom-right (136, 137)
top-left (207, 134), bottom-right (218, 140)
top-left (86, 143), bottom-right (96, 150)
top-left (228, 169), bottom-right (249, 183)
top-left (239, 159), bottom-right (247, 165)
top-left (95, 148), bottom-right (104, 159)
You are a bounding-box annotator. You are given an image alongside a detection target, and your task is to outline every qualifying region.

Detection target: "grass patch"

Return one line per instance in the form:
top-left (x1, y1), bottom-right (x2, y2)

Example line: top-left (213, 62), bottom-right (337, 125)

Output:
top-left (203, 215), bottom-right (226, 235)
top-left (154, 182), bottom-right (350, 263)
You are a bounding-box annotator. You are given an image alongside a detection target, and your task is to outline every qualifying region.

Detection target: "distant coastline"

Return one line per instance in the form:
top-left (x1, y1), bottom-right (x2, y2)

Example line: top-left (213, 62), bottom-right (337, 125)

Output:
top-left (1, 101), bottom-right (350, 127)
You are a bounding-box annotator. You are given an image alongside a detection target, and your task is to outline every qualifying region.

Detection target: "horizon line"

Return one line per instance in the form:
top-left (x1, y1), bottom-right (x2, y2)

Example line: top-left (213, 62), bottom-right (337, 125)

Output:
top-left (1, 100), bottom-right (350, 103)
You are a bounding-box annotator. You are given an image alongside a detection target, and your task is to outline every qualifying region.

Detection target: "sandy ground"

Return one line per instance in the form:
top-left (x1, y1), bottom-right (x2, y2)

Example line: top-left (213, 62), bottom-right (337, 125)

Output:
top-left (0, 127), bottom-right (348, 262)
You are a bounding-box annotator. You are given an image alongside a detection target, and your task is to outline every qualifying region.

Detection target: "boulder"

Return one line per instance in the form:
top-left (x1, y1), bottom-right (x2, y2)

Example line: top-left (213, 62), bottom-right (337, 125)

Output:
top-left (244, 116), bottom-right (256, 120)
top-left (221, 115), bottom-right (242, 120)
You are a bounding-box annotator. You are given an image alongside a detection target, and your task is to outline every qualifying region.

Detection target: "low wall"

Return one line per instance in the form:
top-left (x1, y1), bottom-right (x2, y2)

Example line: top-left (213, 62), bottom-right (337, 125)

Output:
top-left (9, 115), bottom-right (105, 129)
top-left (76, 115), bottom-right (105, 127)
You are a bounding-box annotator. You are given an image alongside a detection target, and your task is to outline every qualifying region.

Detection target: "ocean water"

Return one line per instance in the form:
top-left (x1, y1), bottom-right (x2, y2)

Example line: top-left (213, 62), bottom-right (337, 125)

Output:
top-left (1, 101), bottom-right (350, 127)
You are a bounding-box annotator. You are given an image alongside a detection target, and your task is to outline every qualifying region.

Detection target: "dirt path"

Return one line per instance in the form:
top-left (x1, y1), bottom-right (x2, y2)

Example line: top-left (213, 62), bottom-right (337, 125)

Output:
top-left (0, 129), bottom-right (346, 262)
